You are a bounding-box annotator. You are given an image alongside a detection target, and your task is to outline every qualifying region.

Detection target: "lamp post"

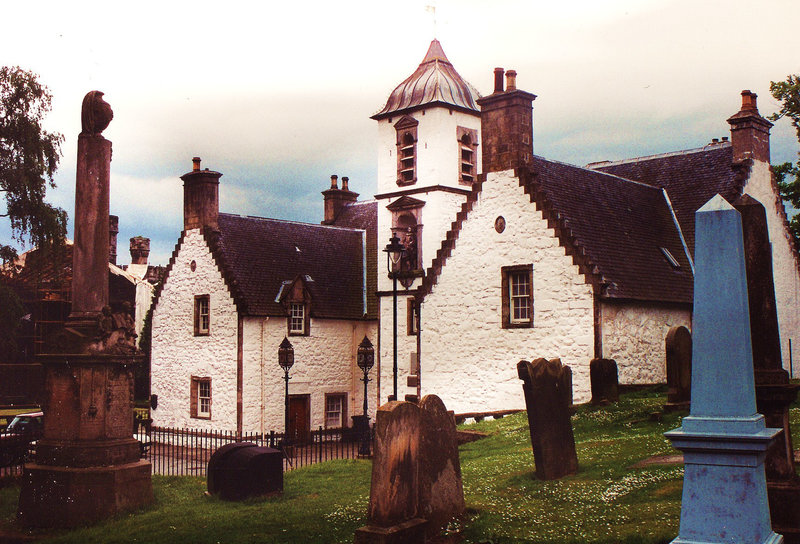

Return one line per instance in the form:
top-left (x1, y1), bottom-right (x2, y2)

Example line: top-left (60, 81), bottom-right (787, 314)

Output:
top-left (278, 337), bottom-right (294, 447)
top-left (357, 335), bottom-right (375, 457)
top-left (383, 234), bottom-right (405, 401)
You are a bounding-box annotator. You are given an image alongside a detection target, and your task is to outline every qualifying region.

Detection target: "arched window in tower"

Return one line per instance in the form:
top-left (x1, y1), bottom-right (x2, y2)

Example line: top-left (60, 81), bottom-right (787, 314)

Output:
top-left (457, 126), bottom-right (479, 185)
top-left (395, 116), bottom-right (419, 186)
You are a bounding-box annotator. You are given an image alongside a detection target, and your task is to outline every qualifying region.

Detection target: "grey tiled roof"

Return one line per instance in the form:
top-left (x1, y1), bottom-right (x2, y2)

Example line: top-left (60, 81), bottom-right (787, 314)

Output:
top-left (591, 143), bottom-right (748, 259)
top-left (526, 157), bottom-right (694, 303)
top-left (209, 213), bottom-right (373, 318)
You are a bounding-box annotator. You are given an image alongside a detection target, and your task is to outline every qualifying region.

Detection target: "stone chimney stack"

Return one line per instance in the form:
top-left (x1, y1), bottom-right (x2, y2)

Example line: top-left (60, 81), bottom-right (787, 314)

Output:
top-left (181, 157), bottom-right (222, 231)
top-left (727, 90), bottom-right (773, 164)
top-left (477, 68), bottom-right (537, 173)
top-left (322, 174), bottom-right (359, 225)
top-left (129, 236), bottom-right (150, 265)
top-left (109, 215), bottom-right (119, 265)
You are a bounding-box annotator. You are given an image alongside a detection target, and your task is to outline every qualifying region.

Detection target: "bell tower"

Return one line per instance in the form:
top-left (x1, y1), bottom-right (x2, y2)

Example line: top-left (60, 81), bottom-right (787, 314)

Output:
top-left (372, 40), bottom-right (481, 402)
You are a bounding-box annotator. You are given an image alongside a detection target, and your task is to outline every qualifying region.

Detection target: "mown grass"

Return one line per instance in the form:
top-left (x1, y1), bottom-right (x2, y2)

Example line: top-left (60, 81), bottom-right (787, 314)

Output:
top-left (1, 387), bottom-right (798, 543)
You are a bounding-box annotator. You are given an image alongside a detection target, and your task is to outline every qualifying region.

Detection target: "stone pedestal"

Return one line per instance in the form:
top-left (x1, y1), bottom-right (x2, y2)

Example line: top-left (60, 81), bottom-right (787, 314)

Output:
top-left (17, 353), bottom-right (153, 528)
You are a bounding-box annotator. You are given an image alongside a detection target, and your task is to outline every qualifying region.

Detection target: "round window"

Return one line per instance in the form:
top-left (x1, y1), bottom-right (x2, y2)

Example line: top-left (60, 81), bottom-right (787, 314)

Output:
top-left (495, 216), bottom-right (506, 233)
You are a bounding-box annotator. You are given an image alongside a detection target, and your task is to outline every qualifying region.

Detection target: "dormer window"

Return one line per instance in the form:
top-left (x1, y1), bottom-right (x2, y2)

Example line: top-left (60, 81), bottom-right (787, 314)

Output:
top-left (457, 126), bottom-right (478, 185)
top-left (279, 276), bottom-right (312, 336)
top-left (395, 116), bottom-right (419, 186)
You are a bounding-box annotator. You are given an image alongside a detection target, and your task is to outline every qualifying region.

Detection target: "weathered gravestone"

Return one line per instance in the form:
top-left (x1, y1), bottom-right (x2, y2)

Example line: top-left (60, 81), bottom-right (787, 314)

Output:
top-left (589, 358), bottom-right (619, 405)
top-left (517, 358), bottom-right (578, 480)
top-left (355, 395), bottom-right (465, 543)
top-left (736, 193), bottom-right (800, 543)
top-left (665, 194), bottom-right (782, 544)
top-left (664, 325), bottom-right (692, 412)
top-left (17, 92), bottom-right (152, 528)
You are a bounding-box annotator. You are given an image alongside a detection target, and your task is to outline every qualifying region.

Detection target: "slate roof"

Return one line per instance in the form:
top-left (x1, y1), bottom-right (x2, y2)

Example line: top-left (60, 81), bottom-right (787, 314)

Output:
top-left (331, 201), bottom-right (379, 319)
top-left (526, 157), bottom-right (694, 303)
top-left (206, 213), bottom-right (374, 319)
top-left (422, 157), bottom-right (697, 304)
top-left (371, 39), bottom-right (481, 120)
top-left (591, 142), bottom-right (749, 258)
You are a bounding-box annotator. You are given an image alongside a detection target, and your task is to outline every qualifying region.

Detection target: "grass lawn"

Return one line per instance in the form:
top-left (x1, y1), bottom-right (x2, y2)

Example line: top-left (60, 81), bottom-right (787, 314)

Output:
top-left (1, 387), bottom-right (798, 543)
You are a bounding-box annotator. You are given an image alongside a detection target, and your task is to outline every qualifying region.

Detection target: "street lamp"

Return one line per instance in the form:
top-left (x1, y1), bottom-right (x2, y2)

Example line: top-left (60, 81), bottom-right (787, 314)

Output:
top-left (278, 337), bottom-right (294, 446)
top-left (357, 336), bottom-right (375, 457)
top-left (383, 234), bottom-right (405, 401)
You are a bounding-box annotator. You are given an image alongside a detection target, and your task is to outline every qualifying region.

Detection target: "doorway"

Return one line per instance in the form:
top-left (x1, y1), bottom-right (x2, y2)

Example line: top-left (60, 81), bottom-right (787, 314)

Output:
top-left (288, 395), bottom-right (310, 444)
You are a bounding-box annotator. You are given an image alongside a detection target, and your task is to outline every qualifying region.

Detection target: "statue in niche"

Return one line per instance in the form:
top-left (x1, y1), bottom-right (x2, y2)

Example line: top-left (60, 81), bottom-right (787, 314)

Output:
top-left (400, 226), bottom-right (418, 272)
top-left (80, 90), bottom-right (113, 135)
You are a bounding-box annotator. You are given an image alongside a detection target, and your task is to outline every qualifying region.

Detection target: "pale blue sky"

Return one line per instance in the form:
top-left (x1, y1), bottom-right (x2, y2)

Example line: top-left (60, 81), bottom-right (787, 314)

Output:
top-left (2, 0), bottom-right (799, 265)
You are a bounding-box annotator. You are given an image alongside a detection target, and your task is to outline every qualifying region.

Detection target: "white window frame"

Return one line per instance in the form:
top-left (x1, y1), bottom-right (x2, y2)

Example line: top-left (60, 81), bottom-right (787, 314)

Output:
top-left (289, 302), bottom-right (305, 335)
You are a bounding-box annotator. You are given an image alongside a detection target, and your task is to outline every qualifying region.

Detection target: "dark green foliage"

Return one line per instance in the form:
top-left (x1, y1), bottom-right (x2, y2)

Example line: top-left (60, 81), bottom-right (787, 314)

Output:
top-left (0, 283), bottom-right (25, 361)
top-left (0, 66), bottom-right (66, 265)
top-left (770, 74), bottom-right (800, 246)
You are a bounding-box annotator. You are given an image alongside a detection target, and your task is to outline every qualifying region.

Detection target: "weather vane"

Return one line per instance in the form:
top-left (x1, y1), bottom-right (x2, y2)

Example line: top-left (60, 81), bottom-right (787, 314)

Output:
top-left (425, 4), bottom-right (437, 38)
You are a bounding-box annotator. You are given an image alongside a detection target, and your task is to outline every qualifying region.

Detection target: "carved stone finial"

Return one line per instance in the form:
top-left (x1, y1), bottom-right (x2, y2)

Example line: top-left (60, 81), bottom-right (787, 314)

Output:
top-left (81, 91), bottom-right (113, 135)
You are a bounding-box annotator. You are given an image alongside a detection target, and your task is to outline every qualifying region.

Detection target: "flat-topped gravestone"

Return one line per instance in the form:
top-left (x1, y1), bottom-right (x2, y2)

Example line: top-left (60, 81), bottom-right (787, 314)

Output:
top-left (665, 194), bottom-right (782, 544)
top-left (590, 358), bottom-right (619, 405)
top-left (736, 193), bottom-right (800, 543)
top-left (664, 326), bottom-right (692, 412)
top-left (518, 358), bottom-right (578, 480)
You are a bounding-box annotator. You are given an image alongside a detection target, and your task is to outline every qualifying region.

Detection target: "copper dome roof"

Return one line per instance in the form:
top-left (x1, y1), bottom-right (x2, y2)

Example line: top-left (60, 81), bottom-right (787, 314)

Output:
top-left (371, 40), bottom-right (481, 120)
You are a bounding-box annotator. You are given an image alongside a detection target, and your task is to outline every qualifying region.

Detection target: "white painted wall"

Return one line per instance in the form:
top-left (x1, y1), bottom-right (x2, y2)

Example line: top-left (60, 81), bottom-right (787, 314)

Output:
top-left (743, 161), bottom-right (800, 376)
top-left (150, 229), bottom-right (239, 431)
top-left (419, 169), bottom-right (596, 412)
top-left (240, 317), bottom-right (378, 434)
top-left (600, 301), bottom-right (692, 384)
top-left (376, 108), bottom-right (481, 196)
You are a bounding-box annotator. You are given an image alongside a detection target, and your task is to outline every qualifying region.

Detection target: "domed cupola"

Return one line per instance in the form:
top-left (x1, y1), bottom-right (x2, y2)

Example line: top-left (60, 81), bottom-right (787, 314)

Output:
top-left (371, 39), bottom-right (481, 120)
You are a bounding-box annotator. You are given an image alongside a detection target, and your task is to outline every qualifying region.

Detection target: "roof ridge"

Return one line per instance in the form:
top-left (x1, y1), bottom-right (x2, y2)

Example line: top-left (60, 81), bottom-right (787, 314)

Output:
top-left (587, 142), bottom-right (732, 169)
top-left (535, 154), bottom-right (664, 190)
top-left (219, 213), bottom-right (366, 233)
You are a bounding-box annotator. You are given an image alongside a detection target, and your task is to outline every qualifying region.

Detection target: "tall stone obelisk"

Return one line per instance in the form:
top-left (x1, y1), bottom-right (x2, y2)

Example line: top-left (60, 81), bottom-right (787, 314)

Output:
top-left (665, 194), bottom-right (782, 544)
top-left (735, 193), bottom-right (800, 543)
top-left (17, 91), bottom-right (153, 528)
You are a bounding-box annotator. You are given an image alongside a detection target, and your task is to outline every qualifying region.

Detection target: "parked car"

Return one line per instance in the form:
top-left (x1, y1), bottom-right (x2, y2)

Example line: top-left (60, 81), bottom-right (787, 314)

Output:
top-left (0, 411), bottom-right (43, 467)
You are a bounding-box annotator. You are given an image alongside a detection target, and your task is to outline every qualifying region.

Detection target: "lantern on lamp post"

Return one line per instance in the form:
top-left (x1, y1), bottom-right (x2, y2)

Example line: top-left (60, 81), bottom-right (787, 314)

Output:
top-left (278, 336), bottom-right (294, 446)
top-left (357, 336), bottom-right (375, 457)
top-left (383, 234), bottom-right (405, 401)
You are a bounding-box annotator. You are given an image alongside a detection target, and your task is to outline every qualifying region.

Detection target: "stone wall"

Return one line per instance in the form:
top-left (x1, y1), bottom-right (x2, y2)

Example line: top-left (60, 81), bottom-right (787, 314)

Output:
top-left (600, 300), bottom-right (692, 384)
top-left (420, 169), bottom-right (596, 410)
top-left (151, 229), bottom-right (239, 430)
top-left (743, 161), bottom-right (800, 376)
top-left (240, 317), bottom-right (378, 434)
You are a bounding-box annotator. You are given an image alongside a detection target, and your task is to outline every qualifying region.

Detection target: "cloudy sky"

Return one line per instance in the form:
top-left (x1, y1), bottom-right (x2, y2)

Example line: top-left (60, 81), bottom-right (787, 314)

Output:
top-left (2, 0), bottom-right (799, 265)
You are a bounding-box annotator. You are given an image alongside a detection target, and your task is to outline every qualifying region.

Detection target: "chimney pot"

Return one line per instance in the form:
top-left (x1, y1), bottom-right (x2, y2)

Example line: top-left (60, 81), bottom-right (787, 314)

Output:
top-left (506, 70), bottom-right (517, 91)
top-left (129, 236), bottom-right (151, 265)
top-left (330, 175), bottom-right (338, 189)
top-left (712, 138), bottom-right (719, 144)
top-left (494, 67), bottom-right (504, 93)
top-left (192, 157), bottom-right (201, 172)
top-left (342, 176), bottom-right (350, 191)
top-left (741, 90), bottom-right (758, 112)
top-left (722, 136), bottom-right (729, 142)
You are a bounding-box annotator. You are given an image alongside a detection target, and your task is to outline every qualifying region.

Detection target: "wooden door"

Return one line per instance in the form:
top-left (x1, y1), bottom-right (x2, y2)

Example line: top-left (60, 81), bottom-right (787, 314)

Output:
top-left (288, 395), bottom-right (310, 444)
